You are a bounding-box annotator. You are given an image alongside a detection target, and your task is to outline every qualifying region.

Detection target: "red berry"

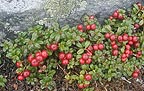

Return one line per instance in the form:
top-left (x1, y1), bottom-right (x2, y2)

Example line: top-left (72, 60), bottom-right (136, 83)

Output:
top-left (35, 51), bottom-right (41, 57)
top-left (121, 57), bottom-right (127, 62)
top-left (66, 53), bottom-right (73, 60)
top-left (112, 50), bottom-right (118, 56)
top-left (132, 72), bottom-right (139, 78)
top-left (31, 59), bottom-right (39, 67)
top-left (86, 25), bottom-right (91, 30)
top-left (125, 49), bottom-right (130, 55)
top-left (93, 44), bottom-right (99, 51)
top-left (36, 55), bottom-right (43, 62)
top-left (121, 53), bottom-right (127, 58)
top-left (109, 16), bottom-right (113, 20)
top-left (16, 62), bottom-right (22, 68)
top-left (23, 70), bottom-right (30, 78)
top-left (80, 38), bottom-right (85, 42)
top-left (82, 53), bottom-right (89, 60)
top-left (28, 54), bottom-right (34, 63)
top-left (134, 69), bottom-right (140, 74)
top-left (111, 41), bottom-right (116, 46)
top-left (85, 58), bottom-right (92, 64)
top-left (137, 51), bottom-right (142, 55)
top-left (128, 36), bottom-right (133, 41)
top-left (122, 34), bottom-right (129, 41)
top-left (50, 44), bottom-right (58, 51)
top-left (98, 43), bottom-right (104, 50)
top-left (78, 84), bottom-right (84, 89)
top-left (105, 33), bottom-right (111, 38)
top-left (136, 54), bottom-right (141, 58)
top-left (132, 36), bottom-right (138, 42)
top-left (128, 41), bottom-right (133, 45)
top-left (134, 42), bottom-right (140, 48)
top-left (79, 58), bottom-right (85, 65)
top-left (90, 24), bottom-right (96, 30)
top-left (77, 24), bottom-right (83, 30)
top-left (112, 11), bottom-right (119, 18)
top-left (41, 50), bottom-right (48, 59)
top-left (89, 15), bottom-right (95, 19)
top-left (125, 44), bottom-right (131, 50)
top-left (118, 14), bottom-right (124, 20)
top-left (84, 74), bottom-right (92, 81)
top-left (87, 46), bottom-right (93, 52)
top-left (59, 52), bottom-right (65, 60)
top-left (134, 23), bottom-right (140, 29)
top-left (112, 44), bottom-right (118, 49)
top-left (117, 35), bottom-right (123, 42)
top-left (110, 34), bottom-right (116, 41)
top-left (17, 75), bottom-right (24, 81)
top-left (86, 51), bottom-right (93, 56)
top-left (62, 59), bottom-right (69, 65)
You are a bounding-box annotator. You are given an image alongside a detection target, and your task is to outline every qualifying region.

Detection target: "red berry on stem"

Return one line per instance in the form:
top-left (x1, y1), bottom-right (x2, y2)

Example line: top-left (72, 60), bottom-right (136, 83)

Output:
top-left (128, 36), bottom-right (133, 41)
top-left (79, 58), bottom-right (85, 65)
top-left (121, 57), bottom-right (127, 62)
top-left (125, 49), bottom-right (130, 55)
top-left (31, 59), bottom-right (39, 67)
top-left (50, 44), bottom-right (58, 51)
top-left (134, 42), bottom-right (140, 48)
top-left (93, 44), bottom-right (99, 51)
top-left (112, 44), bottom-right (118, 49)
top-left (41, 50), bottom-right (48, 59)
top-left (110, 34), bottom-right (116, 41)
top-left (134, 23), bottom-right (140, 29)
top-left (98, 43), bottom-right (104, 50)
top-left (125, 44), bottom-right (131, 50)
top-left (59, 52), bottom-right (65, 60)
top-left (112, 11), bottom-right (119, 18)
top-left (134, 69), bottom-right (140, 74)
top-left (16, 62), bottom-right (22, 68)
top-left (66, 53), bottom-right (73, 60)
top-left (105, 33), bottom-right (111, 39)
top-left (23, 70), bottom-right (30, 78)
top-left (132, 72), bottom-right (139, 78)
top-left (84, 74), bottom-right (92, 81)
top-left (82, 53), bottom-right (89, 60)
top-left (80, 38), bottom-right (85, 42)
top-left (137, 51), bottom-right (142, 55)
top-left (117, 35), bottom-right (123, 42)
top-left (132, 36), bottom-right (138, 42)
top-left (90, 24), bottom-right (96, 30)
top-left (86, 25), bottom-right (91, 30)
top-left (128, 41), bottom-right (133, 45)
top-left (77, 24), bottom-right (83, 30)
top-left (121, 53), bottom-right (127, 59)
top-left (62, 59), bottom-right (69, 65)
top-left (122, 34), bottom-right (129, 41)
top-left (87, 46), bottom-right (93, 52)
top-left (35, 51), bottom-right (41, 57)
top-left (36, 55), bottom-right (43, 62)
top-left (112, 50), bottom-right (118, 56)
top-left (85, 58), bottom-right (92, 64)
top-left (28, 54), bottom-right (34, 63)
top-left (118, 14), bottom-right (124, 20)
top-left (17, 75), bottom-right (24, 81)
top-left (111, 41), bottom-right (116, 46)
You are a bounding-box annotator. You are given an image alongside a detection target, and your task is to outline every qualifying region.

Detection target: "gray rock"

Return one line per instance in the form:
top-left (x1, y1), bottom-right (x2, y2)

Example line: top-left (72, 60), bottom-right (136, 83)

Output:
top-left (0, 0), bottom-right (143, 43)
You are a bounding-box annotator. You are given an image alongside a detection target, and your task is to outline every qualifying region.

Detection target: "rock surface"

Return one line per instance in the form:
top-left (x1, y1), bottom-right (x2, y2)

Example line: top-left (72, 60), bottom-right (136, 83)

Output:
top-left (0, 0), bottom-right (143, 42)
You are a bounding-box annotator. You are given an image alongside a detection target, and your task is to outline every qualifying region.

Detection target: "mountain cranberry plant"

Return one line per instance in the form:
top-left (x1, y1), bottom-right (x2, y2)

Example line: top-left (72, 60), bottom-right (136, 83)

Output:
top-left (1, 3), bottom-right (144, 90)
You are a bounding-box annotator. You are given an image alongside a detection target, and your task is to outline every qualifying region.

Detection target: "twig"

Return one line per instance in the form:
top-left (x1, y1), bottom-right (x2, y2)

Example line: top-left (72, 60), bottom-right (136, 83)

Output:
top-left (57, 63), bottom-right (67, 74)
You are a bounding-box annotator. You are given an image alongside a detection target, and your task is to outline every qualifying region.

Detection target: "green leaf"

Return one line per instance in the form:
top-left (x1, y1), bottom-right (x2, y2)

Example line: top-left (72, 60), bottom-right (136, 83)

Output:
top-left (77, 49), bottom-right (84, 55)
top-left (85, 41), bottom-right (90, 48)
top-left (31, 33), bottom-right (38, 41)
top-left (139, 20), bottom-right (144, 26)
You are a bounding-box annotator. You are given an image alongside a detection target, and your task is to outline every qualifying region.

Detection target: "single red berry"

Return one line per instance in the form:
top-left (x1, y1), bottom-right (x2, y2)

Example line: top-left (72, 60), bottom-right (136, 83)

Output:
top-left (134, 23), bottom-right (140, 29)
top-left (112, 11), bottom-right (119, 18)
top-left (122, 34), bottom-right (129, 41)
top-left (111, 41), bottom-right (116, 46)
top-left (50, 44), bottom-right (58, 51)
top-left (17, 75), bottom-right (24, 81)
top-left (134, 42), bottom-right (140, 48)
top-left (82, 53), bottom-right (89, 60)
top-left (93, 44), bottom-right (99, 51)
top-left (90, 24), bottom-right (96, 30)
top-left (78, 84), bottom-right (84, 89)
top-left (80, 38), bottom-right (85, 42)
top-left (132, 36), bottom-right (138, 42)
top-left (36, 55), bottom-right (43, 62)
top-left (125, 49), bottom-right (130, 55)
top-left (125, 44), bottom-right (131, 50)
top-left (121, 53), bottom-right (127, 58)
top-left (117, 35), bottom-right (123, 42)
top-left (41, 50), bottom-right (48, 59)
top-left (35, 51), bottom-right (41, 57)
top-left (128, 41), bottom-right (133, 45)
top-left (66, 53), bottom-right (73, 60)
top-left (98, 43), bottom-right (104, 50)
top-left (85, 58), bottom-right (92, 64)
top-left (89, 15), bottom-right (95, 19)
top-left (62, 59), bottom-right (69, 65)
top-left (84, 74), bottom-right (92, 81)
top-left (59, 52), bottom-right (65, 60)
top-left (132, 72), bottom-right (139, 78)
top-left (31, 59), bottom-right (39, 67)
top-left (109, 16), bottom-right (113, 20)
top-left (112, 44), bottom-right (118, 49)
top-left (79, 58), bottom-right (85, 65)
top-left (28, 54), bottom-right (34, 63)
top-left (118, 14), bottom-right (124, 20)
top-left (16, 62), bottom-right (22, 68)
top-left (121, 57), bottom-right (127, 62)
top-left (86, 25), bottom-right (91, 30)
top-left (77, 24), bottom-right (83, 30)
top-left (23, 70), bottom-right (30, 78)
top-left (87, 46), bottom-right (93, 53)
top-left (112, 50), bottom-right (118, 56)
top-left (105, 33), bottom-right (111, 39)
top-left (110, 34), bottom-right (116, 41)
top-left (128, 36), bottom-right (133, 41)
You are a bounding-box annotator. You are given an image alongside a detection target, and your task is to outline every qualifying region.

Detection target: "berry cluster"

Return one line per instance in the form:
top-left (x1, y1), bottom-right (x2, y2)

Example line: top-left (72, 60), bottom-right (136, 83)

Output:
top-left (109, 10), bottom-right (124, 20)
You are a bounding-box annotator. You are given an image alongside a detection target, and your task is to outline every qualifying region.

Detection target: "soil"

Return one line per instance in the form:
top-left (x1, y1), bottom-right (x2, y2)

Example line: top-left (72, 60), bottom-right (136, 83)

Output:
top-left (0, 54), bottom-right (144, 91)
